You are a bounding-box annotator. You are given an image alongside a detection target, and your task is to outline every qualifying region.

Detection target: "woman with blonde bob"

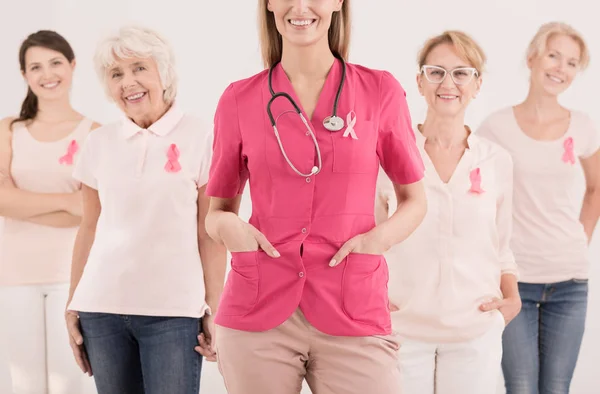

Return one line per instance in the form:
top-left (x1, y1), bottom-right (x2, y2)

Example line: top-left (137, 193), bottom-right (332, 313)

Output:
top-left (377, 30), bottom-right (521, 394)
top-left (64, 25), bottom-right (226, 394)
top-left (478, 22), bottom-right (600, 393)
top-left (199, 0), bottom-right (427, 393)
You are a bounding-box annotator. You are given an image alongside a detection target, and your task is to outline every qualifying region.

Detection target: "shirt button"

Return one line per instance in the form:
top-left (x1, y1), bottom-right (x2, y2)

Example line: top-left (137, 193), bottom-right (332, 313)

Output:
top-left (306, 177), bottom-right (311, 183)
top-left (299, 272), bottom-right (304, 278)
top-left (301, 228), bottom-right (307, 234)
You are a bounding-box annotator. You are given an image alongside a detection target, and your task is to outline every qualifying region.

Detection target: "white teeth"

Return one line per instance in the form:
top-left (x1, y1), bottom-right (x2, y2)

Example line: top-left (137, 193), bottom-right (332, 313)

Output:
top-left (439, 95), bottom-right (458, 99)
top-left (290, 19), bottom-right (314, 26)
top-left (548, 75), bottom-right (563, 83)
top-left (42, 82), bottom-right (59, 88)
top-left (126, 93), bottom-right (145, 100)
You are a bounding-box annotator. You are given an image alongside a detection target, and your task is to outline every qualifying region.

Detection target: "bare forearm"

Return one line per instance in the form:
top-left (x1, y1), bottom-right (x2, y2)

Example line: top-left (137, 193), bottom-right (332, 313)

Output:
top-left (500, 273), bottom-right (519, 300)
top-left (369, 194), bottom-right (427, 251)
top-left (0, 188), bottom-right (69, 219)
top-left (26, 212), bottom-right (80, 228)
top-left (199, 234), bottom-right (228, 312)
top-left (205, 210), bottom-right (239, 244)
top-left (67, 226), bottom-right (96, 307)
top-left (579, 190), bottom-right (600, 243)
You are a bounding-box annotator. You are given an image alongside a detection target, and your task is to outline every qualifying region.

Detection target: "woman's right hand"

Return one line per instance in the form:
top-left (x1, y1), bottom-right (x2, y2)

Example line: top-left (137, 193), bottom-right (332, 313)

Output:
top-left (219, 214), bottom-right (280, 257)
top-left (65, 311), bottom-right (93, 376)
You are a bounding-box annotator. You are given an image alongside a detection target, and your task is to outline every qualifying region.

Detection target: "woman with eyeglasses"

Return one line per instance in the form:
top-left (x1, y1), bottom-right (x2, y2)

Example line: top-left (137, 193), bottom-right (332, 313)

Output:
top-left (477, 22), bottom-right (599, 394)
top-left (376, 30), bottom-right (521, 394)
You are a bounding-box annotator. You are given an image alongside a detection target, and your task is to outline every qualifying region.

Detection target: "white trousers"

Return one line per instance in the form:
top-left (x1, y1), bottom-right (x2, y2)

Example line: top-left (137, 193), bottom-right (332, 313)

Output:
top-left (398, 312), bottom-right (505, 394)
top-left (0, 283), bottom-right (97, 394)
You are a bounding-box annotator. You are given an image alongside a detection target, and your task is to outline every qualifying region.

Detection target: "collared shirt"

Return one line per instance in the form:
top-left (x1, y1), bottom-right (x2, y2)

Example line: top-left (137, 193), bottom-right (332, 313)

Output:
top-left (206, 58), bottom-right (424, 336)
top-left (477, 107), bottom-right (600, 283)
top-left (376, 129), bottom-right (517, 343)
top-left (68, 104), bottom-right (213, 318)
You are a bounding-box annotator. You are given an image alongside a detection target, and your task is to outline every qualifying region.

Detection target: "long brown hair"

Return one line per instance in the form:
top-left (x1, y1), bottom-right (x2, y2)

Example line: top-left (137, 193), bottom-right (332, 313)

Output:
top-left (11, 30), bottom-right (75, 128)
top-left (258, 0), bottom-right (351, 68)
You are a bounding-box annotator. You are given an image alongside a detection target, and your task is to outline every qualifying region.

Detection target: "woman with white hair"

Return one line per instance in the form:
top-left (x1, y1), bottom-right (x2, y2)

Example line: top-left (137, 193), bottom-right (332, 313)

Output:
top-left (478, 22), bottom-right (600, 393)
top-left (64, 25), bottom-right (226, 393)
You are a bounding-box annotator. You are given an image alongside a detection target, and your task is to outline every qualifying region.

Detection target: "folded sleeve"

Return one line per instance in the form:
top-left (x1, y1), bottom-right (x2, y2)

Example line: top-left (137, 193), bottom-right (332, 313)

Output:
top-left (376, 71), bottom-right (424, 185)
top-left (205, 84), bottom-right (249, 198)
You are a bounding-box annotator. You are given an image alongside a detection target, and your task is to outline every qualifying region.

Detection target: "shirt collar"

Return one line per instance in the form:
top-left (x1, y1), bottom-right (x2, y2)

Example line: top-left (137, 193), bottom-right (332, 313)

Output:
top-left (122, 102), bottom-right (184, 139)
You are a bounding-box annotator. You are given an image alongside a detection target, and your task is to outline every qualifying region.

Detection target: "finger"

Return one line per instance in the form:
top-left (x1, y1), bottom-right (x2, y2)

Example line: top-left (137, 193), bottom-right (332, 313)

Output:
top-left (67, 322), bottom-right (84, 346)
top-left (194, 345), bottom-right (217, 358)
top-left (329, 240), bottom-right (355, 267)
top-left (479, 297), bottom-right (503, 311)
top-left (253, 231), bottom-right (280, 258)
top-left (70, 341), bottom-right (88, 373)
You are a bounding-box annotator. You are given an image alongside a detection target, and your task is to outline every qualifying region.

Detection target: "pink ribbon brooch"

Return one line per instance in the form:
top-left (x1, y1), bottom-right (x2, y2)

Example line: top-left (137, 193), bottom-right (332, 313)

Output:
top-left (562, 137), bottom-right (576, 165)
top-left (164, 143), bottom-right (182, 173)
top-left (468, 168), bottom-right (485, 194)
top-left (58, 140), bottom-right (79, 165)
top-left (342, 111), bottom-right (358, 140)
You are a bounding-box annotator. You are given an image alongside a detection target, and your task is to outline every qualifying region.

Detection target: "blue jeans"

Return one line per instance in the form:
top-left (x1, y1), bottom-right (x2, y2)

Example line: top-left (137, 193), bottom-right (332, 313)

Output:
top-left (501, 279), bottom-right (588, 394)
top-left (79, 313), bottom-right (202, 394)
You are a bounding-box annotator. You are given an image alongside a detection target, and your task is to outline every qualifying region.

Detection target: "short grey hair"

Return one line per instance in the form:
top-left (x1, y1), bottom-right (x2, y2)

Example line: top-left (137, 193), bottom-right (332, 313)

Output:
top-left (94, 25), bottom-right (178, 103)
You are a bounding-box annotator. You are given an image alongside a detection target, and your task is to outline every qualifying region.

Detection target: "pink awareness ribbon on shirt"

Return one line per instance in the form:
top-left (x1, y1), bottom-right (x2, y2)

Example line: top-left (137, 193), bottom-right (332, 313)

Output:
top-left (58, 140), bottom-right (79, 165)
top-left (469, 168), bottom-right (485, 194)
top-left (342, 111), bottom-right (358, 140)
top-left (562, 137), bottom-right (576, 165)
top-left (164, 143), bottom-right (182, 173)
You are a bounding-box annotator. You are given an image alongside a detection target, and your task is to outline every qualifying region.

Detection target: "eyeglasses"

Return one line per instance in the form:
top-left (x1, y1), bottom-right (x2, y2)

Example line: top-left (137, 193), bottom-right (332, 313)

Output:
top-left (420, 65), bottom-right (479, 85)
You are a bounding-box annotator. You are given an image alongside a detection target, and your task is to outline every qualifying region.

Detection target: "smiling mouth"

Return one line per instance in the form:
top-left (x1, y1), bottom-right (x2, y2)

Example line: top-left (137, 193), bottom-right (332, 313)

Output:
top-left (41, 81), bottom-right (60, 89)
top-left (288, 19), bottom-right (316, 28)
top-left (125, 92), bottom-right (147, 102)
top-left (437, 94), bottom-right (459, 100)
top-left (546, 73), bottom-right (564, 83)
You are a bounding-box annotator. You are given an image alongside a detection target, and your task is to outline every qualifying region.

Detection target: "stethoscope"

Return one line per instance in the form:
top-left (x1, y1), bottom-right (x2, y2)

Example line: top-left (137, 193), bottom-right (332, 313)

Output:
top-left (266, 57), bottom-right (347, 177)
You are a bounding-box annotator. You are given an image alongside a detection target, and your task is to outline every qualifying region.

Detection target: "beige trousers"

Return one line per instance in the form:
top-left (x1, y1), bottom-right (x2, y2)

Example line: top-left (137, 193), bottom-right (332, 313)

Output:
top-left (215, 308), bottom-right (401, 394)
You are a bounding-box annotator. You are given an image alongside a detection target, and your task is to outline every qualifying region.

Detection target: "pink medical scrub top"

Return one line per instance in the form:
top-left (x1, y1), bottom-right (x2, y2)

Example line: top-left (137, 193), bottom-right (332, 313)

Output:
top-left (206, 58), bottom-right (424, 337)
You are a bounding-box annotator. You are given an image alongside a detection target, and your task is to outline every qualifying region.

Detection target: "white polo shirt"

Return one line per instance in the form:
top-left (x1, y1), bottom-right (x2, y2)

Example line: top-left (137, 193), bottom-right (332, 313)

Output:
top-left (477, 107), bottom-right (599, 284)
top-left (68, 103), bottom-right (213, 318)
top-left (377, 129), bottom-right (518, 343)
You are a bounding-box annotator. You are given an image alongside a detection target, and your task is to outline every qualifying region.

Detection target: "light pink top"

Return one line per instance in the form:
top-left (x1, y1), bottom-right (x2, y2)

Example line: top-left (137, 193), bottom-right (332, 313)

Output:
top-left (68, 104), bottom-right (213, 318)
top-left (376, 130), bottom-right (517, 343)
top-left (206, 59), bottom-right (425, 336)
top-left (0, 118), bottom-right (92, 286)
top-left (477, 107), bottom-right (599, 283)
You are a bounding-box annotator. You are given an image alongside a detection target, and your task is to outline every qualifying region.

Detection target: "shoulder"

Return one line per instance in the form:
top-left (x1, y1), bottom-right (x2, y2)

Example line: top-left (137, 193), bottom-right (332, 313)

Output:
top-left (178, 113), bottom-right (213, 138)
top-left (82, 120), bottom-right (121, 145)
top-left (90, 121), bottom-right (102, 131)
top-left (0, 117), bottom-right (18, 133)
top-left (479, 106), bottom-right (513, 128)
top-left (474, 134), bottom-right (513, 167)
top-left (347, 63), bottom-right (406, 97)
top-left (570, 109), bottom-right (597, 132)
top-left (224, 69), bottom-right (269, 101)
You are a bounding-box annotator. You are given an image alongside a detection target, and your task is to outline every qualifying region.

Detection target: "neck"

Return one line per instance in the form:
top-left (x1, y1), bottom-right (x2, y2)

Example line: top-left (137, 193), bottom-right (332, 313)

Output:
top-left (280, 38), bottom-right (336, 82)
top-left (420, 111), bottom-right (469, 149)
top-left (36, 97), bottom-right (77, 123)
top-left (518, 83), bottom-right (562, 121)
top-left (132, 102), bottom-right (171, 129)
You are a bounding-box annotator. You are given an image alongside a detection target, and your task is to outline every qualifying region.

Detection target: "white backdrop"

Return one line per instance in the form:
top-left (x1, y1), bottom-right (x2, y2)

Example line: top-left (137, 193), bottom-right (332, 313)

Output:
top-left (0, 1), bottom-right (598, 393)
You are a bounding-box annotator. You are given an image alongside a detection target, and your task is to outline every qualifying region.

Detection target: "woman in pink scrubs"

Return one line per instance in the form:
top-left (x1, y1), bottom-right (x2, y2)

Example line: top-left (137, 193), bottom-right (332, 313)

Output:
top-left (196, 0), bottom-right (426, 393)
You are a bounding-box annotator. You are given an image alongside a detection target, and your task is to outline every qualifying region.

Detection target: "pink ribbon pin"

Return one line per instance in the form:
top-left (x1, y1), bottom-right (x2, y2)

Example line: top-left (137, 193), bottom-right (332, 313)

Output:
top-left (164, 143), bottom-right (182, 173)
top-left (562, 137), bottom-right (576, 165)
top-left (469, 168), bottom-right (485, 194)
top-left (58, 140), bottom-right (79, 165)
top-left (342, 111), bottom-right (358, 140)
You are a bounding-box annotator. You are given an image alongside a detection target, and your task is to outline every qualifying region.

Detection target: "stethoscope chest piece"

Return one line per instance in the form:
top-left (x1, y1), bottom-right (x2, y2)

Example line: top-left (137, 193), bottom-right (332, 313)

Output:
top-left (323, 115), bottom-right (345, 132)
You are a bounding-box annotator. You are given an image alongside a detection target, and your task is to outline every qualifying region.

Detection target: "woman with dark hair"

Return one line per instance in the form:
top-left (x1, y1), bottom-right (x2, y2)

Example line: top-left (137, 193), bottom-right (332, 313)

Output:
top-left (0, 30), bottom-right (99, 394)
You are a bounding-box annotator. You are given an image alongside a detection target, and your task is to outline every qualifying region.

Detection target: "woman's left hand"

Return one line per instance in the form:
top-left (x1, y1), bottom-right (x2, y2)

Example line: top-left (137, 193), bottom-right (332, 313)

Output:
top-left (195, 313), bottom-right (217, 362)
top-left (480, 296), bottom-right (522, 325)
top-left (329, 232), bottom-right (387, 267)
